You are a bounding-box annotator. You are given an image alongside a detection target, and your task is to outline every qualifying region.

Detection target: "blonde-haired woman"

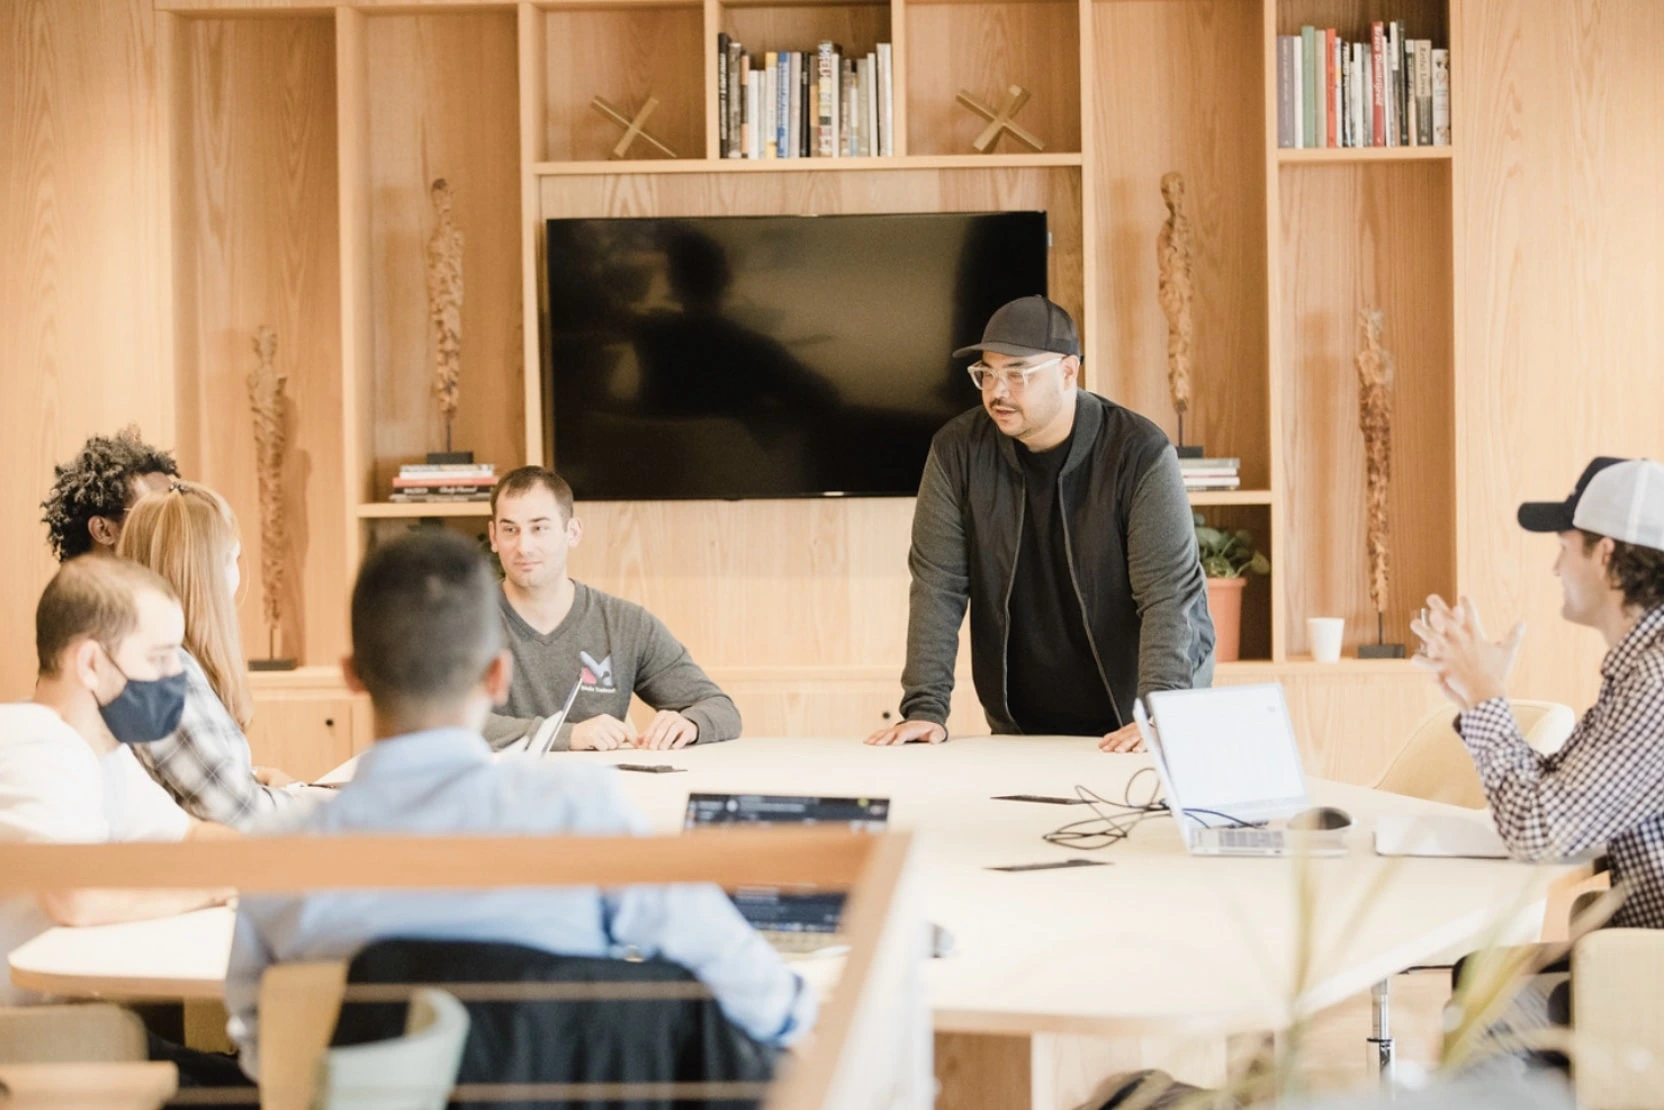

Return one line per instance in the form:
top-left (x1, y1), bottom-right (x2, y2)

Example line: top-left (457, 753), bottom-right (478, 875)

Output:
top-left (117, 480), bottom-right (299, 826)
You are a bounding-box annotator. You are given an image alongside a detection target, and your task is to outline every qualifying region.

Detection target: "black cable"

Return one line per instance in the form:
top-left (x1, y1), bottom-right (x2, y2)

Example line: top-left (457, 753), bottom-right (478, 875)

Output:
top-left (1038, 773), bottom-right (1259, 850)
top-left (1039, 777), bottom-right (1170, 851)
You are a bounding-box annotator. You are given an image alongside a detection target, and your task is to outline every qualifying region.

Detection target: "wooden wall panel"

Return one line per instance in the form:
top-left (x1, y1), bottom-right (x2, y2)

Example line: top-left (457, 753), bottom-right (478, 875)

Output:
top-left (541, 7), bottom-right (705, 164)
top-left (1274, 0), bottom-right (1448, 44)
top-left (1278, 162), bottom-right (1455, 657)
top-left (0, 0), bottom-right (173, 696)
top-left (1455, 0), bottom-right (1664, 713)
top-left (172, 17), bottom-right (345, 669)
top-left (1089, 0), bottom-right (1269, 489)
top-left (906, 1), bottom-right (1081, 157)
top-left (365, 12), bottom-right (523, 491)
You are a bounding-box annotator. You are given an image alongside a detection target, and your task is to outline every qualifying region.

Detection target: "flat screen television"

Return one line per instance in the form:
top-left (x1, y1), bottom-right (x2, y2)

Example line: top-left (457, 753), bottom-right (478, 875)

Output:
top-left (544, 211), bottom-right (1048, 500)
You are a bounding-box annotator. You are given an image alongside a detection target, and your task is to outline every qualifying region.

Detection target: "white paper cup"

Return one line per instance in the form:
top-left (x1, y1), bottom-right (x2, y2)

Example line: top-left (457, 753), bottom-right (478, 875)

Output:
top-left (1308, 617), bottom-right (1345, 663)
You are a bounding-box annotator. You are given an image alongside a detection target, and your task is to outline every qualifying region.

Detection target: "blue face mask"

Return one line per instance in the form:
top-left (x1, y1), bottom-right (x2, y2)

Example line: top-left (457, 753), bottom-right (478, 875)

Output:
top-left (97, 655), bottom-right (188, 744)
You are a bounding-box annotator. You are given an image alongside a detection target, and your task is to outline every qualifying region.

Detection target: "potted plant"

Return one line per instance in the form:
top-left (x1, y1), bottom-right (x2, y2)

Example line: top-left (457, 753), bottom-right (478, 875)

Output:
top-left (1194, 511), bottom-right (1269, 662)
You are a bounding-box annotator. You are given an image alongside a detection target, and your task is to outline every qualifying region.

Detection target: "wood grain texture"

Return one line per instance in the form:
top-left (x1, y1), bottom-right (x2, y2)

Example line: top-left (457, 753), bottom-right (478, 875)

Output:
top-left (906, 0), bottom-right (1080, 156)
top-left (1277, 161), bottom-right (1455, 656)
top-left (1454, 0), bottom-right (1664, 713)
top-left (542, 6), bottom-right (705, 163)
top-left (172, 16), bottom-right (345, 669)
top-left (1090, 0), bottom-right (1269, 489)
top-left (0, 0), bottom-right (174, 696)
top-left (1274, 0), bottom-right (1448, 43)
top-left (366, 11), bottom-right (524, 491)
top-left (243, 691), bottom-right (360, 781)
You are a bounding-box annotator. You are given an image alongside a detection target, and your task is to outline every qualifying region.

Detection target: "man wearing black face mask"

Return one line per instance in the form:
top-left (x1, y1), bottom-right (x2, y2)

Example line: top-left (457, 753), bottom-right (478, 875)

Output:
top-left (0, 556), bottom-right (235, 1006)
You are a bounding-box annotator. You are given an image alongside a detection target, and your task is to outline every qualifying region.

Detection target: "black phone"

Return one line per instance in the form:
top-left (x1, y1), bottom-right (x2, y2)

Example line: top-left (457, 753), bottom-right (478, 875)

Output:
top-left (615, 763), bottom-right (686, 774)
top-left (987, 858), bottom-right (1110, 873)
top-left (992, 794), bottom-right (1088, 805)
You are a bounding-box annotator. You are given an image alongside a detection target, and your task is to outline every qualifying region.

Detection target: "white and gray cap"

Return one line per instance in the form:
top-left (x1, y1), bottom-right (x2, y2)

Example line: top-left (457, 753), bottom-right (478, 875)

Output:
top-left (1518, 457), bottom-right (1664, 552)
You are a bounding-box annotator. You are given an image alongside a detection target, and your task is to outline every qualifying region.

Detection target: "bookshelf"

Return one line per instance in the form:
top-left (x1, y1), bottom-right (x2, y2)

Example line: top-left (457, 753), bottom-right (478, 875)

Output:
top-left (161, 0), bottom-right (1457, 750)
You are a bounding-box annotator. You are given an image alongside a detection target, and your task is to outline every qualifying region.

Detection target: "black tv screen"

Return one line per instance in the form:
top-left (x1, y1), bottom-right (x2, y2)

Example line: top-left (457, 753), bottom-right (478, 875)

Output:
top-left (544, 211), bottom-right (1048, 500)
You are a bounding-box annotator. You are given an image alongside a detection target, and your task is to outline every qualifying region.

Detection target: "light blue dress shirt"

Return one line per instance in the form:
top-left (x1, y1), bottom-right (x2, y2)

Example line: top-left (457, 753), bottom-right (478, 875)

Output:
top-left (224, 728), bottom-right (815, 1078)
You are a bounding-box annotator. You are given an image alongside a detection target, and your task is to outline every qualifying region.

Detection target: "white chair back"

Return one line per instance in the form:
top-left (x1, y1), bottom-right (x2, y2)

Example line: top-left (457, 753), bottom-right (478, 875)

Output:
top-left (309, 988), bottom-right (469, 1110)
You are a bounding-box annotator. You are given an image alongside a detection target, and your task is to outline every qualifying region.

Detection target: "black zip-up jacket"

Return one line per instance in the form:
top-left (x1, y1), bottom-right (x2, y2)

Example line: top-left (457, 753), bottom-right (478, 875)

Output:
top-left (900, 391), bottom-right (1215, 733)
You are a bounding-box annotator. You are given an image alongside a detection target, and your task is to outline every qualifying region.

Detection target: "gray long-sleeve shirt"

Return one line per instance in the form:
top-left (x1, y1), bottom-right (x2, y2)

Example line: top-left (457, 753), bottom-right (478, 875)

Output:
top-left (483, 583), bottom-right (741, 751)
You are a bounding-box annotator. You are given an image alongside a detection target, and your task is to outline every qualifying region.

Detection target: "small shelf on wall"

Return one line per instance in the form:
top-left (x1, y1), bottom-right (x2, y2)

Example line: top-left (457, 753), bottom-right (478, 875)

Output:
top-left (357, 502), bottom-right (494, 520)
top-left (531, 151), bottom-right (1082, 176)
top-left (1278, 146), bottom-right (1452, 165)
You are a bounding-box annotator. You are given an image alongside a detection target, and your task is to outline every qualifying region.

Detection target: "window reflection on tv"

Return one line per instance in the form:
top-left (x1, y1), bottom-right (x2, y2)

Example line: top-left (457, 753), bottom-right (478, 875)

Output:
top-left (545, 211), bottom-right (1048, 500)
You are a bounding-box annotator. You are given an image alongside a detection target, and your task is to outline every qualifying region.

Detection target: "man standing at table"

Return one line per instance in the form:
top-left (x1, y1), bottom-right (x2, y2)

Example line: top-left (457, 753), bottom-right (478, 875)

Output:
top-left (867, 295), bottom-right (1214, 752)
top-left (0, 557), bottom-right (233, 1006)
top-left (225, 531), bottom-right (813, 1079)
top-left (482, 466), bottom-right (741, 752)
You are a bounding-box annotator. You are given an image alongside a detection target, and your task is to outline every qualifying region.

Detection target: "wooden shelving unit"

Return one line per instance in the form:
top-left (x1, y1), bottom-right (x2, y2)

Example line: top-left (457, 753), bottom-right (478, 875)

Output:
top-left (163, 0), bottom-right (1458, 740)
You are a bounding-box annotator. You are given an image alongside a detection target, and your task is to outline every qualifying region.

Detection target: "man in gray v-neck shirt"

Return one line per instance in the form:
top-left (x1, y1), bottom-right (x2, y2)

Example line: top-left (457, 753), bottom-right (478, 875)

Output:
top-left (481, 467), bottom-right (740, 753)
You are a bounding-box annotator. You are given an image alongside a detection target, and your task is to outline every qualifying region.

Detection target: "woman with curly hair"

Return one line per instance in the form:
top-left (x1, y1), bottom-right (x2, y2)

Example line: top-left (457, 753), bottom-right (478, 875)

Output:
top-left (116, 481), bottom-right (303, 827)
top-left (40, 426), bottom-right (180, 561)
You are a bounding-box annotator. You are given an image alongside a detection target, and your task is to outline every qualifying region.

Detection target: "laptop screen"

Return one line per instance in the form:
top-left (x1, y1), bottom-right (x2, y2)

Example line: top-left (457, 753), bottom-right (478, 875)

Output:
top-left (684, 794), bottom-right (890, 933)
top-left (1144, 684), bottom-right (1309, 824)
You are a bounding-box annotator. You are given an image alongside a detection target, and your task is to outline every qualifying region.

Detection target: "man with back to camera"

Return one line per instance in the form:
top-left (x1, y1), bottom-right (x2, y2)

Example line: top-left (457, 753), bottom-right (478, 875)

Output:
top-left (866, 295), bottom-right (1215, 752)
top-left (41, 426), bottom-right (181, 561)
top-left (481, 466), bottom-right (741, 752)
top-left (0, 556), bottom-right (235, 1007)
top-left (224, 530), bottom-right (814, 1080)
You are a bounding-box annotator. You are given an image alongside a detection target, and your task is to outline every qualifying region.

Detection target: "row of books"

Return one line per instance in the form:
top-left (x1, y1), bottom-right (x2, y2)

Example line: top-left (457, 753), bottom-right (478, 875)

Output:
top-left (717, 36), bottom-right (894, 160)
top-left (1276, 23), bottom-right (1449, 150)
top-left (1181, 457), bottom-right (1240, 493)
top-left (390, 462), bottom-right (497, 503)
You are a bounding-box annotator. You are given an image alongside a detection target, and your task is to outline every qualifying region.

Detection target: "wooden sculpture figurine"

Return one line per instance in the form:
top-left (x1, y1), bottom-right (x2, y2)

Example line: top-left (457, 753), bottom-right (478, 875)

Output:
top-left (1157, 171), bottom-right (1199, 456)
top-left (426, 177), bottom-right (464, 457)
top-left (1356, 307), bottom-right (1405, 657)
top-left (247, 325), bottom-right (294, 669)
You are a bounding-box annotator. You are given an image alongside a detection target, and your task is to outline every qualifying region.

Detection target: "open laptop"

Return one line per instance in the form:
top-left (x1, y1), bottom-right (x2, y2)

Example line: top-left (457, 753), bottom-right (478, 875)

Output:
top-left (1133, 684), bottom-right (1347, 858)
top-left (683, 794), bottom-right (890, 953)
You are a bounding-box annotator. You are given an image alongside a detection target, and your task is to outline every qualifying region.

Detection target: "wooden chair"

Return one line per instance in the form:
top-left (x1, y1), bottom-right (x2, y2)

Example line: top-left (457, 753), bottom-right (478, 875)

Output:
top-left (1374, 699), bottom-right (1576, 810)
top-left (0, 1003), bottom-right (147, 1064)
top-left (312, 989), bottom-right (468, 1110)
top-left (1573, 928), bottom-right (1664, 1109)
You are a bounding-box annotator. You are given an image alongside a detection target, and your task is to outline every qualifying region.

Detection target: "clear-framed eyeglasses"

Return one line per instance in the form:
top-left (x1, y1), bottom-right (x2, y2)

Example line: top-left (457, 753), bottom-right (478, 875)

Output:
top-left (966, 355), bottom-right (1064, 392)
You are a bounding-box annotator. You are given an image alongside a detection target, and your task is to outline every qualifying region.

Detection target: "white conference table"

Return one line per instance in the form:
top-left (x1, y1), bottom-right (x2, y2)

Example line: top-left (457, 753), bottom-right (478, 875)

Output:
top-left (9, 736), bottom-right (1573, 1106)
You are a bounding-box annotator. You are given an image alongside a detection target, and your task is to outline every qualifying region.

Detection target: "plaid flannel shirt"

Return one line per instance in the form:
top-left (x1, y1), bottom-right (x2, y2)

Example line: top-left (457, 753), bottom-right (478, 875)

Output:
top-left (130, 651), bottom-right (289, 829)
top-left (1457, 604), bottom-right (1664, 927)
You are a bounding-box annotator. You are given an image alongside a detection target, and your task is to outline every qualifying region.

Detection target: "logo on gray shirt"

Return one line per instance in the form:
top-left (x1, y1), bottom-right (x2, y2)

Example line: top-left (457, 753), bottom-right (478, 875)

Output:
top-left (578, 650), bottom-right (616, 694)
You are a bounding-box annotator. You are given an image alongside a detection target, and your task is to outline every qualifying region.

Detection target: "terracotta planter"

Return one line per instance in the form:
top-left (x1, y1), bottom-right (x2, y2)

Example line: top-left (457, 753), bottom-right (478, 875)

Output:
top-left (1205, 577), bottom-right (1247, 663)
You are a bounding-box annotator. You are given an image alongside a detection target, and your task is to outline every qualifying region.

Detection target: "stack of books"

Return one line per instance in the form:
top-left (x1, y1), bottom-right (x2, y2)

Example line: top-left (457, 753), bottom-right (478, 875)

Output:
top-left (716, 36), bottom-right (894, 160)
top-left (390, 462), bottom-right (497, 503)
top-left (1276, 22), bottom-right (1449, 149)
top-left (1180, 457), bottom-right (1240, 493)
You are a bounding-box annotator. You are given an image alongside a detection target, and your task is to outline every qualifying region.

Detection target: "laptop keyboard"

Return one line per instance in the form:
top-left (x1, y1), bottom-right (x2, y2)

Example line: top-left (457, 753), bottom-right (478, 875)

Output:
top-left (759, 930), bottom-right (846, 956)
top-left (1214, 827), bottom-right (1285, 853)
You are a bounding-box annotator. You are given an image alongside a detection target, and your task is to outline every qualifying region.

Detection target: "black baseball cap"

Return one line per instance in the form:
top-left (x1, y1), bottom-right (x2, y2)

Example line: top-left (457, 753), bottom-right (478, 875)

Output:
top-left (952, 295), bottom-right (1081, 360)
top-left (1517, 457), bottom-right (1628, 533)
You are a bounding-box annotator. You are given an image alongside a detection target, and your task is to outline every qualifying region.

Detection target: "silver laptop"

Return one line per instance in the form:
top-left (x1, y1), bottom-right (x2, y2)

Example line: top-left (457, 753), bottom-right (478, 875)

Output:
top-left (684, 794), bottom-right (890, 953)
top-left (1133, 685), bottom-right (1346, 858)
